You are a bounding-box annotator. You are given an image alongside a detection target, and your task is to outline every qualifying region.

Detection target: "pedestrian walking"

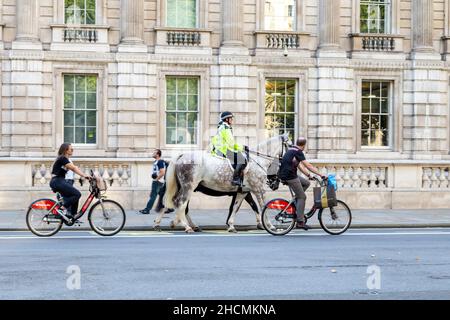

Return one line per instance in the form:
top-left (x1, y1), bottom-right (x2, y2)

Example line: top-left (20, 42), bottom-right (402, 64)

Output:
top-left (139, 149), bottom-right (166, 215)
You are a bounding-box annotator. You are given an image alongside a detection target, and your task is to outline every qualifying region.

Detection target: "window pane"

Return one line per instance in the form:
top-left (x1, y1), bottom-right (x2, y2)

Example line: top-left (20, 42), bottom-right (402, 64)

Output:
top-left (275, 96), bottom-right (285, 112)
top-left (371, 82), bottom-right (381, 97)
top-left (380, 115), bottom-right (389, 130)
top-left (361, 81), bottom-right (371, 97)
top-left (187, 112), bottom-right (197, 128)
top-left (75, 111), bottom-right (86, 126)
top-left (166, 127), bottom-right (176, 144)
top-left (75, 76), bottom-right (86, 91)
top-left (188, 95), bottom-right (198, 111)
top-left (64, 93), bottom-right (75, 109)
top-left (371, 99), bottom-right (380, 113)
top-left (176, 129), bottom-right (187, 144)
top-left (64, 75), bottom-right (74, 92)
top-left (286, 80), bottom-right (296, 95)
top-left (275, 81), bottom-right (286, 95)
top-left (86, 76), bottom-right (97, 92)
top-left (188, 128), bottom-right (197, 144)
top-left (75, 127), bottom-right (85, 144)
top-left (178, 113), bottom-right (187, 128)
top-left (381, 98), bottom-right (389, 113)
top-left (265, 0), bottom-right (296, 31)
top-left (167, 95), bottom-right (176, 110)
top-left (86, 9), bottom-right (95, 24)
top-left (64, 126), bottom-right (74, 143)
top-left (167, 112), bottom-right (176, 127)
top-left (86, 0), bottom-right (95, 10)
top-left (381, 82), bottom-right (389, 97)
top-left (64, 111), bottom-right (75, 126)
top-left (371, 130), bottom-right (384, 147)
top-left (286, 96), bottom-right (295, 113)
top-left (361, 130), bottom-right (370, 146)
top-left (362, 115), bottom-right (370, 130)
top-left (178, 79), bottom-right (187, 94)
top-left (178, 95), bottom-right (187, 111)
top-left (76, 0), bottom-right (85, 9)
top-left (86, 127), bottom-right (96, 144)
top-left (167, 78), bottom-right (176, 93)
top-left (166, 0), bottom-right (177, 27)
top-left (286, 114), bottom-right (295, 130)
top-left (65, 0), bottom-right (74, 9)
top-left (75, 93), bottom-right (86, 109)
top-left (86, 111), bottom-right (96, 126)
top-left (86, 93), bottom-right (96, 109)
top-left (382, 130), bottom-right (389, 146)
top-left (362, 98), bottom-right (370, 113)
top-left (187, 78), bottom-right (198, 94)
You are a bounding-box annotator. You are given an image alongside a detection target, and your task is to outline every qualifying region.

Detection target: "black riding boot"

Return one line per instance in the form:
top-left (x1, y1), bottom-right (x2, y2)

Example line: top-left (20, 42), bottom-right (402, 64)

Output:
top-left (232, 164), bottom-right (244, 186)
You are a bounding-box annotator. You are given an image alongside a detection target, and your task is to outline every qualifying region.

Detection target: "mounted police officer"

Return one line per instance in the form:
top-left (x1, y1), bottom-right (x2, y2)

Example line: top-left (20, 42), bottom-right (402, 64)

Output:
top-left (211, 111), bottom-right (249, 187)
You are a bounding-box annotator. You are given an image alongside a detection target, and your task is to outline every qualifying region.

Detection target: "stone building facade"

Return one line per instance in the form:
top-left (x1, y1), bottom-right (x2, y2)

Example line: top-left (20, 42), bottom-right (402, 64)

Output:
top-left (1, 0), bottom-right (450, 210)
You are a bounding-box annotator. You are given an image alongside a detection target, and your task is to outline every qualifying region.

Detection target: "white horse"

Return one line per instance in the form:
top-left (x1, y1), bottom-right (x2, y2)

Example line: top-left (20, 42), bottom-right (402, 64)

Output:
top-left (163, 134), bottom-right (290, 233)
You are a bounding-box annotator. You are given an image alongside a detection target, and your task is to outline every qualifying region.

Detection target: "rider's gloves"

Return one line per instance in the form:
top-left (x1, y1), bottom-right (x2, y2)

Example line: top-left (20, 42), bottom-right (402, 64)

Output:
top-left (244, 145), bottom-right (250, 153)
top-left (321, 175), bottom-right (328, 180)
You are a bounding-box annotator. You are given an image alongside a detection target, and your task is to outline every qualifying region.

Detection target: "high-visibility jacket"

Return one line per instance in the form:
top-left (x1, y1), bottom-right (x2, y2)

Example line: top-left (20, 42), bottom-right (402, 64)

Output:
top-left (211, 122), bottom-right (243, 156)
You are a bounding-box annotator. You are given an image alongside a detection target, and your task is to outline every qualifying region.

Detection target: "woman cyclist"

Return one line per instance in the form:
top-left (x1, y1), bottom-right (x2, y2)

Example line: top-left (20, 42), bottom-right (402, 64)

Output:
top-left (49, 143), bottom-right (91, 219)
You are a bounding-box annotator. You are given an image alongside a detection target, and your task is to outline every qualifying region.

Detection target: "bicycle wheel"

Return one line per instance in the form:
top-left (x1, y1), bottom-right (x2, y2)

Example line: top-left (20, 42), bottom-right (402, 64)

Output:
top-left (26, 199), bottom-right (63, 237)
top-left (318, 200), bottom-right (352, 235)
top-left (261, 198), bottom-right (296, 236)
top-left (88, 199), bottom-right (126, 236)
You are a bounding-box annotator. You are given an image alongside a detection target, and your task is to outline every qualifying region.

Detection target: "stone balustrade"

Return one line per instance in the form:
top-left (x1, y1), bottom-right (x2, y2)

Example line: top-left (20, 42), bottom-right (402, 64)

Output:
top-left (32, 162), bottom-right (131, 189)
top-left (266, 33), bottom-right (299, 49)
top-left (422, 167), bottom-right (450, 189)
top-left (254, 31), bottom-right (311, 53)
top-left (167, 31), bottom-right (201, 46)
top-left (313, 164), bottom-right (388, 189)
top-left (50, 24), bottom-right (110, 52)
top-left (154, 27), bottom-right (212, 54)
top-left (63, 28), bottom-right (98, 43)
top-left (349, 33), bottom-right (404, 53)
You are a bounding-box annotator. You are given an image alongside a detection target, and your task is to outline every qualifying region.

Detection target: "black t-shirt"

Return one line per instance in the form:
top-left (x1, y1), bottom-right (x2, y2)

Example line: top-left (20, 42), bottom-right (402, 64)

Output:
top-left (51, 156), bottom-right (70, 178)
top-left (278, 147), bottom-right (306, 181)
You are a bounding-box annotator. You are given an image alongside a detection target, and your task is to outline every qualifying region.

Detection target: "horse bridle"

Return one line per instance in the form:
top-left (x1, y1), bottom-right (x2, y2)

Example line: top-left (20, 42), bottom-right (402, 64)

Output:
top-left (247, 135), bottom-right (290, 175)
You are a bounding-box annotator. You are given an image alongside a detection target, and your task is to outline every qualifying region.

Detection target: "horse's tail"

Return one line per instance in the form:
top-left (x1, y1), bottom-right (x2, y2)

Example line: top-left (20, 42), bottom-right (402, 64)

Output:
top-left (164, 156), bottom-right (180, 209)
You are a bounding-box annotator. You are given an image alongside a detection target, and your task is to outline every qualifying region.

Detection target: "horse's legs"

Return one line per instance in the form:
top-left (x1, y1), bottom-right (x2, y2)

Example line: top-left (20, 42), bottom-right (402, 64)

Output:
top-left (244, 192), bottom-right (262, 229)
top-left (253, 192), bottom-right (266, 230)
top-left (227, 193), bottom-right (247, 233)
top-left (226, 194), bottom-right (238, 226)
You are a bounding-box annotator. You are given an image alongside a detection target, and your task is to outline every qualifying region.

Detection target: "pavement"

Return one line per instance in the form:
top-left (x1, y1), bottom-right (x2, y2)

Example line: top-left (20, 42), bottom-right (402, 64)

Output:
top-left (1, 228), bottom-right (450, 299)
top-left (1, 207), bottom-right (450, 231)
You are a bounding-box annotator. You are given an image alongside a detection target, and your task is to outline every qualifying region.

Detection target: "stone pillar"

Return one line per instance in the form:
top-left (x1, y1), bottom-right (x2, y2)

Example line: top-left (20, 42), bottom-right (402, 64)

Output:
top-left (13, 0), bottom-right (41, 49)
top-left (318, 0), bottom-right (341, 50)
top-left (412, 0), bottom-right (435, 54)
top-left (220, 0), bottom-right (248, 54)
top-left (118, 0), bottom-right (147, 52)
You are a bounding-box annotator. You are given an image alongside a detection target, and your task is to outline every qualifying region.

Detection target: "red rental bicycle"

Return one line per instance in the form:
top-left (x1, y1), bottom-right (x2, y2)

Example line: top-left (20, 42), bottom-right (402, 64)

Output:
top-left (26, 170), bottom-right (126, 237)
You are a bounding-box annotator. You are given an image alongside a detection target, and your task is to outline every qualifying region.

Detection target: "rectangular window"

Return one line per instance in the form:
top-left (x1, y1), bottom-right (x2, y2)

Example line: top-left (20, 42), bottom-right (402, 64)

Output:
top-left (65, 0), bottom-right (96, 24)
top-left (264, 0), bottom-right (296, 31)
top-left (361, 81), bottom-right (391, 147)
top-left (166, 77), bottom-right (199, 145)
top-left (167, 0), bottom-right (197, 28)
top-left (360, 0), bottom-right (391, 34)
top-left (265, 79), bottom-right (297, 141)
top-left (63, 75), bottom-right (97, 144)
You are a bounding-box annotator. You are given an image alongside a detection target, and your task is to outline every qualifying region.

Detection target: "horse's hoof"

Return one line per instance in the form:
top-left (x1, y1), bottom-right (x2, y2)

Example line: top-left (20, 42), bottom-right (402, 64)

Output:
top-left (153, 225), bottom-right (161, 232)
top-left (257, 223), bottom-right (264, 230)
top-left (169, 221), bottom-right (175, 229)
top-left (193, 227), bottom-right (202, 233)
top-left (227, 227), bottom-right (238, 233)
top-left (185, 228), bottom-right (195, 234)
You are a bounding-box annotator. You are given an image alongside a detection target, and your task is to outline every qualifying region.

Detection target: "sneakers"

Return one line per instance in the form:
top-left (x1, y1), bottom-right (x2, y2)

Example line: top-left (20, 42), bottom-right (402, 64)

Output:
top-left (138, 209), bottom-right (150, 215)
top-left (296, 220), bottom-right (311, 231)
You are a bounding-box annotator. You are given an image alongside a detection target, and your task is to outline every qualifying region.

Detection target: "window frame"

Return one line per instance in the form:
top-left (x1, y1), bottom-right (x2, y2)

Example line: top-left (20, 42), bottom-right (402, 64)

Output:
top-left (256, 0), bottom-right (304, 31)
top-left (64, 0), bottom-right (97, 25)
top-left (257, 70), bottom-right (307, 145)
top-left (264, 78), bottom-right (298, 141)
top-left (54, 64), bottom-right (108, 154)
top-left (352, 0), bottom-right (399, 34)
top-left (157, 68), bottom-right (210, 150)
top-left (165, 76), bottom-right (200, 146)
top-left (355, 72), bottom-right (403, 153)
top-left (63, 74), bottom-right (99, 146)
top-left (165, 0), bottom-right (199, 29)
top-left (55, 0), bottom-right (107, 25)
top-left (158, 0), bottom-right (207, 29)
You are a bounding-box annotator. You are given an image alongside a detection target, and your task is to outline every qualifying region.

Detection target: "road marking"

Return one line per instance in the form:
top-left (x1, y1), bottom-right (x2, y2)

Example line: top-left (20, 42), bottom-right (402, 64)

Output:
top-left (1, 229), bottom-right (450, 240)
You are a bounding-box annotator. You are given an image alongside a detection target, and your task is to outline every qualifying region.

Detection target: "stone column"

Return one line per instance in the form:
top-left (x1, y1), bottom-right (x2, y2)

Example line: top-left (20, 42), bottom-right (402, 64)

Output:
top-left (221, 0), bottom-right (246, 51)
top-left (318, 0), bottom-right (341, 50)
top-left (412, 0), bottom-right (434, 52)
top-left (13, 0), bottom-right (41, 49)
top-left (118, 0), bottom-right (147, 52)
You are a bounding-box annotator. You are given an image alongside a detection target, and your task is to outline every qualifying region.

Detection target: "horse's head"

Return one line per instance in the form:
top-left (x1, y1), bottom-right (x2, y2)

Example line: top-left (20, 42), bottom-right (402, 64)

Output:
top-left (257, 134), bottom-right (290, 159)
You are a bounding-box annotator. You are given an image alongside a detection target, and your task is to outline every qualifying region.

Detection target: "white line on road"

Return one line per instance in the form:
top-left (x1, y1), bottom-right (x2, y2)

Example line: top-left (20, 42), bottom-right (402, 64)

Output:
top-left (1, 229), bottom-right (450, 240)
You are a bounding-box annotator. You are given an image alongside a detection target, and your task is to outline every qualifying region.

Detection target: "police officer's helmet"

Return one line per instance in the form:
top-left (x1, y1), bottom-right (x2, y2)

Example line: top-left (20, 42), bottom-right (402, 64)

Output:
top-left (220, 111), bottom-right (233, 122)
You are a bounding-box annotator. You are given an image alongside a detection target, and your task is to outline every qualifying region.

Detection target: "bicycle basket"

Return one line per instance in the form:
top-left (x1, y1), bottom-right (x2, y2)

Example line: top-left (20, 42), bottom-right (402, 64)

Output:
top-left (93, 173), bottom-right (108, 192)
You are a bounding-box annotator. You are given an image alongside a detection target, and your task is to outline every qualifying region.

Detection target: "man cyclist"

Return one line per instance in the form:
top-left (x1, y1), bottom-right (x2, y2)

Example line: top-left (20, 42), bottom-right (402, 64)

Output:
top-left (278, 137), bottom-right (326, 230)
top-left (211, 111), bottom-right (248, 186)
